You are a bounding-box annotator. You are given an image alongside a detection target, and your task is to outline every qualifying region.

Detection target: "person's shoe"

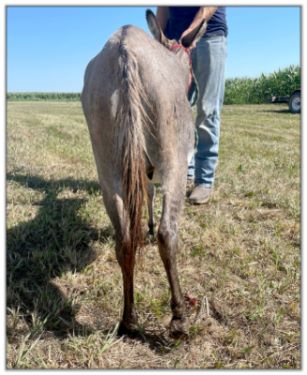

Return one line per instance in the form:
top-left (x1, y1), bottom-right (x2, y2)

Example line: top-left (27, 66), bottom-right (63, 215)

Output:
top-left (188, 185), bottom-right (213, 205)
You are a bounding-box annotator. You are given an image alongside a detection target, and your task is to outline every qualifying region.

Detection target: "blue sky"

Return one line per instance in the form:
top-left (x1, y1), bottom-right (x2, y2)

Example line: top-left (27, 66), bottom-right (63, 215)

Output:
top-left (6, 6), bottom-right (301, 92)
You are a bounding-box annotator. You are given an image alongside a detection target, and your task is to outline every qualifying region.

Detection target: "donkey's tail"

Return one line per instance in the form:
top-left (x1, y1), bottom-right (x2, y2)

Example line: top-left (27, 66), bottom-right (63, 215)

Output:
top-left (116, 41), bottom-right (148, 253)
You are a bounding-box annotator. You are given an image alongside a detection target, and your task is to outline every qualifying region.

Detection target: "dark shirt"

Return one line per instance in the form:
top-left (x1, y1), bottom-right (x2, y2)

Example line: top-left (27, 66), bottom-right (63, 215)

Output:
top-left (165, 6), bottom-right (228, 41)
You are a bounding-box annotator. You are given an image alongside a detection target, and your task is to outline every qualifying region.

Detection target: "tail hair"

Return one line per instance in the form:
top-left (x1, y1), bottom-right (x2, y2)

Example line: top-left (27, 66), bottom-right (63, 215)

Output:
top-left (116, 39), bottom-right (148, 253)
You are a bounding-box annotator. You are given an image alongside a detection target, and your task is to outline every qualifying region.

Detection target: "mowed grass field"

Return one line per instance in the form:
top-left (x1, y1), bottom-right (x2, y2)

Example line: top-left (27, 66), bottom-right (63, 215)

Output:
top-left (7, 101), bottom-right (300, 368)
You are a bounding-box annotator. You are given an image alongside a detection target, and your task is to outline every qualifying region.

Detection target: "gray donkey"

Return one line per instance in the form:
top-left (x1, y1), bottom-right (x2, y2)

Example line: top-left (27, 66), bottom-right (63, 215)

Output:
top-left (82, 10), bottom-right (206, 336)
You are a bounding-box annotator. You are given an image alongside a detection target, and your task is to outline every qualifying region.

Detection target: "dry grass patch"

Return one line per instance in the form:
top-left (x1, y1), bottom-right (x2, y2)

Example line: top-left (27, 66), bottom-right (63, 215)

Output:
top-left (7, 102), bottom-right (300, 368)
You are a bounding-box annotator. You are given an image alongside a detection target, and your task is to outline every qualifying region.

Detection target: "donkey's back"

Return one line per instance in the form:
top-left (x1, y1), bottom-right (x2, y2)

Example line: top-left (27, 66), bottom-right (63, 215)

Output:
top-left (82, 11), bottom-right (207, 337)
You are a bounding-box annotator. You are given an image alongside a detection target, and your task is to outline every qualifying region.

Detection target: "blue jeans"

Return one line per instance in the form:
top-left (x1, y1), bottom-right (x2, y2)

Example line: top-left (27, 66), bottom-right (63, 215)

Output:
top-left (188, 35), bottom-right (227, 187)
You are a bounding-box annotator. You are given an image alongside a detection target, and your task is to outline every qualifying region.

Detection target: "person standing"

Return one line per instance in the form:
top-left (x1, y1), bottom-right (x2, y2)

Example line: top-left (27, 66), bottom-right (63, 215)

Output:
top-left (156, 6), bottom-right (228, 204)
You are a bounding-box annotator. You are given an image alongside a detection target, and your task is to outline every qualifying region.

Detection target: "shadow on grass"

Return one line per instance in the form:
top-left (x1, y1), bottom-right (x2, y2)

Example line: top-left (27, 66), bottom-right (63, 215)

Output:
top-left (7, 173), bottom-right (113, 339)
top-left (7, 173), bottom-right (183, 355)
top-left (120, 329), bottom-right (177, 355)
top-left (262, 108), bottom-right (294, 114)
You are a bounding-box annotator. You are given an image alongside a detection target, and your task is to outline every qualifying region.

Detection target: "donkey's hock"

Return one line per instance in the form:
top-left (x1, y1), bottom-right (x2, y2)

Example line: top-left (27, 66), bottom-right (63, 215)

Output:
top-left (81, 10), bottom-right (207, 336)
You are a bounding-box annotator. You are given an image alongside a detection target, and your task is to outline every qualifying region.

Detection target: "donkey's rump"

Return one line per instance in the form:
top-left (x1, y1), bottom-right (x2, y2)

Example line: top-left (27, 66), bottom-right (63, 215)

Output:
top-left (83, 24), bottom-right (194, 177)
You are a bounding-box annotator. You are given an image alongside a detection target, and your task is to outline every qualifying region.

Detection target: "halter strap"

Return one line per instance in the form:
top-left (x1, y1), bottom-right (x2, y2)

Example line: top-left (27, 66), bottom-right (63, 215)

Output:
top-left (169, 43), bottom-right (193, 92)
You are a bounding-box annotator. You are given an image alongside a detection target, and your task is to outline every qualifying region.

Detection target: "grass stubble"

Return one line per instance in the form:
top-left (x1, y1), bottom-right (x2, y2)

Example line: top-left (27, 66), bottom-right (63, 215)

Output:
top-left (6, 101), bottom-right (300, 368)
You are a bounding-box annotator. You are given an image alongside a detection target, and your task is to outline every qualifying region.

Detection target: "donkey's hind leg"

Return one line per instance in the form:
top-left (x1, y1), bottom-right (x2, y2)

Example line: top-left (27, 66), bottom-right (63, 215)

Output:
top-left (157, 170), bottom-right (188, 336)
top-left (102, 189), bottom-right (138, 335)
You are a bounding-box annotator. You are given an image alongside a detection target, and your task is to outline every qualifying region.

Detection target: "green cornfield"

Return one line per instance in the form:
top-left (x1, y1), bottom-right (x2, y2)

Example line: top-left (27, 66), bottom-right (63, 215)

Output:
top-left (224, 65), bottom-right (300, 104)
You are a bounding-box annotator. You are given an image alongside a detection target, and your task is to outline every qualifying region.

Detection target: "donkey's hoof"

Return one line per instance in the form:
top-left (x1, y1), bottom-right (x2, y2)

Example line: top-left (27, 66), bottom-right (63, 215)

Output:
top-left (117, 320), bottom-right (139, 337)
top-left (169, 317), bottom-right (189, 338)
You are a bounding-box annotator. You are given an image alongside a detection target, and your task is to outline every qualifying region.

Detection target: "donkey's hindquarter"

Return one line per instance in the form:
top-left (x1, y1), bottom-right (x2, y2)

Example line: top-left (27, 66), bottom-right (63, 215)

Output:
top-left (82, 25), bottom-right (194, 335)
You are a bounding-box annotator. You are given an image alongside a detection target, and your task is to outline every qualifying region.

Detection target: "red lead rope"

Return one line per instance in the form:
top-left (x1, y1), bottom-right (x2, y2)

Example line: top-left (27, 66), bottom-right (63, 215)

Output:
top-left (169, 43), bottom-right (193, 92)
